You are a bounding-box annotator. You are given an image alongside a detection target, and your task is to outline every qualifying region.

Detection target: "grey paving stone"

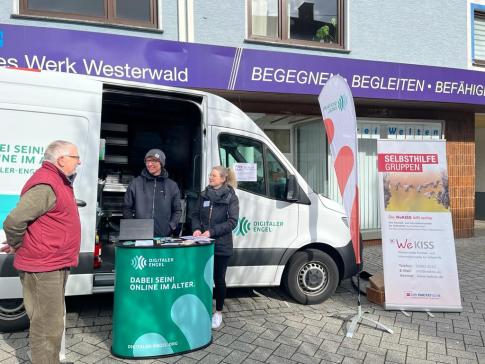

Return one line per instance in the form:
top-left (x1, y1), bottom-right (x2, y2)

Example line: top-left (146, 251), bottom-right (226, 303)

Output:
top-left (248, 347), bottom-right (273, 362)
top-left (280, 326), bottom-right (303, 339)
top-left (386, 349), bottom-right (406, 364)
top-left (336, 346), bottom-right (366, 360)
top-left (363, 352), bottom-right (386, 364)
top-left (228, 340), bottom-right (256, 353)
top-left (427, 351), bottom-right (458, 363)
top-left (252, 337), bottom-right (280, 350)
top-left (428, 341), bottom-right (447, 354)
top-left (204, 343), bottom-right (233, 357)
top-left (406, 346), bottom-right (427, 360)
top-left (379, 340), bottom-right (407, 353)
top-left (342, 357), bottom-right (364, 364)
top-left (447, 349), bottom-right (479, 360)
top-left (272, 343), bottom-right (297, 359)
top-left (221, 349), bottom-right (249, 364)
top-left (265, 354), bottom-right (299, 364)
top-left (400, 337), bottom-right (426, 348)
top-left (197, 353), bottom-right (225, 364)
top-left (358, 343), bottom-right (387, 356)
top-left (274, 334), bottom-right (303, 348)
top-left (236, 331), bottom-right (259, 343)
top-left (215, 333), bottom-right (238, 347)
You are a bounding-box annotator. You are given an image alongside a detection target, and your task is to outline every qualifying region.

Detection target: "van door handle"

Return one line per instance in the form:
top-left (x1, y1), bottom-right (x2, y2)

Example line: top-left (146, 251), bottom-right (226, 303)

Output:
top-left (76, 199), bottom-right (87, 207)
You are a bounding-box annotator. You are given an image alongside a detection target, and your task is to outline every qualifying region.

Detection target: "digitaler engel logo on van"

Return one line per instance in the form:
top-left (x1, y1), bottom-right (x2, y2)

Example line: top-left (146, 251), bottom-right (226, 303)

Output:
top-left (233, 217), bottom-right (251, 236)
top-left (131, 255), bottom-right (147, 270)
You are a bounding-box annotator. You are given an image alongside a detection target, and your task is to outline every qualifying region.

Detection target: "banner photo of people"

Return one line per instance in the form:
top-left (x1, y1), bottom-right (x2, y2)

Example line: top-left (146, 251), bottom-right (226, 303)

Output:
top-left (377, 140), bottom-right (462, 312)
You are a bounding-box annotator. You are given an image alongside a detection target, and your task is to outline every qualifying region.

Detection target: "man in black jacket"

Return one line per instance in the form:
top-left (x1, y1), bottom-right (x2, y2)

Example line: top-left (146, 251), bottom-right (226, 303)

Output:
top-left (123, 149), bottom-right (182, 237)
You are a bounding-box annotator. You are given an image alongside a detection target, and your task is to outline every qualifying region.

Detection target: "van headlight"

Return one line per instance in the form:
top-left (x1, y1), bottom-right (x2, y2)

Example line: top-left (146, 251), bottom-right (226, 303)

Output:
top-left (341, 216), bottom-right (349, 227)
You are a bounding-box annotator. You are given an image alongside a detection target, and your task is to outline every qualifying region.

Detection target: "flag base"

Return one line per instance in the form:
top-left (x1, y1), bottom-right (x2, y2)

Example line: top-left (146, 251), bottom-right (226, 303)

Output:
top-left (345, 304), bottom-right (394, 338)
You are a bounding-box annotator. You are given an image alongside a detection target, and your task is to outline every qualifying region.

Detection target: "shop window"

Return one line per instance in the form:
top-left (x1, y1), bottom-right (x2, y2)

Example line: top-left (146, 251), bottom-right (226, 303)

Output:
top-left (473, 8), bottom-right (485, 66)
top-left (264, 129), bottom-right (290, 153)
top-left (248, 0), bottom-right (344, 49)
top-left (219, 134), bottom-right (266, 196)
top-left (19, 0), bottom-right (158, 29)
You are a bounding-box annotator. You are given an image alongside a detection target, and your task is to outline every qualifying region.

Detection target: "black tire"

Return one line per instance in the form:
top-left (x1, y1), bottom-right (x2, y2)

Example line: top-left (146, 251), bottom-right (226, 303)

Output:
top-left (283, 249), bottom-right (339, 305)
top-left (0, 299), bottom-right (29, 332)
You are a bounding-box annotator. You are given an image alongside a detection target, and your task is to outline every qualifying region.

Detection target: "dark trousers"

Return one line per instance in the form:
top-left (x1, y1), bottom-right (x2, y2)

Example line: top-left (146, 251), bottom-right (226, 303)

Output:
top-left (213, 255), bottom-right (230, 311)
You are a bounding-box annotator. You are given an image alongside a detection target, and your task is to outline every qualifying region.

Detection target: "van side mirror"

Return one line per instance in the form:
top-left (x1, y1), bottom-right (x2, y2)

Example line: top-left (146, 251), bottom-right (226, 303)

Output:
top-left (286, 175), bottom-right (299, 201)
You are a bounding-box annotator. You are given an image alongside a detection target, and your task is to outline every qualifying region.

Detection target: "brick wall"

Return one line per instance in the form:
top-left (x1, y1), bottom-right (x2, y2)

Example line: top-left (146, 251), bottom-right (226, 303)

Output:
top-left (445, 113), bottom-right (475, 238)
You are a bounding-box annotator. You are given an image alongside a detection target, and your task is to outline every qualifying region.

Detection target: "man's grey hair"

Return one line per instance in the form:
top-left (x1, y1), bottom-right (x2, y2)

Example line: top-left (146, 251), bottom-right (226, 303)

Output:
top-left (43, 140), bottom-right (76, 163)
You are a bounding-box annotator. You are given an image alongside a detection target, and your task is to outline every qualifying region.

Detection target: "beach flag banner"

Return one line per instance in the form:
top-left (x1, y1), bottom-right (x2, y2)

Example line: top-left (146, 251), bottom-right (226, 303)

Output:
top-left (318, 75), bottom-right (361, 265)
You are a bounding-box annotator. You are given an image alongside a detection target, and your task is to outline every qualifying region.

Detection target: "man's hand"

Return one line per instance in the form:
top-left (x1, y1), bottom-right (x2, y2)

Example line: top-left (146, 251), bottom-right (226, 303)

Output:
top-left (1, 242), bottom-right (16, 254)
top-left (201, 230), bottom-right (211, 238)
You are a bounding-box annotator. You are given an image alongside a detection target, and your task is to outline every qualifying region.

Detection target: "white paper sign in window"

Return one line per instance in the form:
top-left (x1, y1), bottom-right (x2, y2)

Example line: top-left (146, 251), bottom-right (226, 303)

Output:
top-left (234, 163), bottom-right (257, 182)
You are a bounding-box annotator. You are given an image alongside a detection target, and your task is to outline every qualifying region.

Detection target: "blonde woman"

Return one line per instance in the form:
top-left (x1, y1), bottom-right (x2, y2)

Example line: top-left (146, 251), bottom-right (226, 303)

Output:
top-left (192, 166), bottom-right (239, 329)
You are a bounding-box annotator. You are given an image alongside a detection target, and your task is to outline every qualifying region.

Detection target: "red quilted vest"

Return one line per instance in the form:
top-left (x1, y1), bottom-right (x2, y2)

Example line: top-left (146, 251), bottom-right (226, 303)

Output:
top-left (14, 162), bottom-right (81, 272)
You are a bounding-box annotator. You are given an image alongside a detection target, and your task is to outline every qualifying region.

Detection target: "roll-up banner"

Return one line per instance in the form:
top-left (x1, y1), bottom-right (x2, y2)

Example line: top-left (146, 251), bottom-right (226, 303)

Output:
top-left (377, 140), bottom-right (462, 312)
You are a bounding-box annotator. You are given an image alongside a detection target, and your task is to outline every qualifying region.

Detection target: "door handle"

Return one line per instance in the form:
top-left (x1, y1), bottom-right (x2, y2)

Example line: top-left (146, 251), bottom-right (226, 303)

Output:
top-left (76, 199), bottom-right (87, 207)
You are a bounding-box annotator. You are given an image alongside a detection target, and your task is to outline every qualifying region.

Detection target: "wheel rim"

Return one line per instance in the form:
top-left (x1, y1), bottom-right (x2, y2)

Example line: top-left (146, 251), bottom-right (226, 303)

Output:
top-left (297, 261), bottom-right (328, 296)
top-left (0, 299), bottom-right (26, 320)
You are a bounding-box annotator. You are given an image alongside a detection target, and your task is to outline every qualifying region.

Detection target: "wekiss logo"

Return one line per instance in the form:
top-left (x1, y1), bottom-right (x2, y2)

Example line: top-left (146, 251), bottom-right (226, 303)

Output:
top-left (131, 255), bottom-right (147, 270)
top-left (233, 217), bottom-right (251, 236)
top-left (390, 238), bottom-right (434, 250)
top-left (337, 94), bottom-right (347, 111)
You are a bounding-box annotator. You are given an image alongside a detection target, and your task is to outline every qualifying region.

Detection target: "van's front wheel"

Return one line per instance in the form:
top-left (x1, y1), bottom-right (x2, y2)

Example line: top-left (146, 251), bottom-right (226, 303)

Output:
top-left (0, 299), bottom-right (29, 331)
top-left (283, 249), bottom-right (339, 305)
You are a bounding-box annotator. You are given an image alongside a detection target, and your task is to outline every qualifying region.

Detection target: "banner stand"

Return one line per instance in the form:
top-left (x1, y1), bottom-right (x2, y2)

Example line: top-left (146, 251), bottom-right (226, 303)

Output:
top-left (317, 75), bottom-right (394, 338)
top-left (345, 262), bottom-right (393, 338)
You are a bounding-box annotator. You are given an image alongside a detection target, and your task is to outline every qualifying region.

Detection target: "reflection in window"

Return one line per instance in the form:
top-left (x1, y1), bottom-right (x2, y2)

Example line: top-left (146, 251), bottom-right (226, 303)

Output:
top-left (251, 0), bottom-right (279, 38)
top-left (266, 150), bottom-right (288, 200)
top-left (249, 0), bottom-right (343, 48)
top-left (21, 0), bottom-right (158, 28)
top-left (27, 0), bottom-right (105, 17)
top-left (288, 0), bottom-right (338, 44)
top-left (115, 0), bottom-right (152, 22)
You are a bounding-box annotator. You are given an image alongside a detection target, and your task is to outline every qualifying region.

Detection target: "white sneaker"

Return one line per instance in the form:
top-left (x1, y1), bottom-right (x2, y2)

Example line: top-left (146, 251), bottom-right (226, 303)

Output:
top-left (211, 311), bottom-right (223, 329)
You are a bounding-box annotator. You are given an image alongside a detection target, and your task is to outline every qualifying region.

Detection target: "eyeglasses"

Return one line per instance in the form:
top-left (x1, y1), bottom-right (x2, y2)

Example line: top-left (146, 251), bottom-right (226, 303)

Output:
top-left (63, 155), bottom-right (80, 160)
top-left (145, 159), bottom-right (160, 165)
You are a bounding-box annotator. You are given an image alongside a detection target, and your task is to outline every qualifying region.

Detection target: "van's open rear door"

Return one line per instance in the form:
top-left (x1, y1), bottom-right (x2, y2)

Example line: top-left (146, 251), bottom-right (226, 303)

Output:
top-left (0, 68), bottom-right (102, 298)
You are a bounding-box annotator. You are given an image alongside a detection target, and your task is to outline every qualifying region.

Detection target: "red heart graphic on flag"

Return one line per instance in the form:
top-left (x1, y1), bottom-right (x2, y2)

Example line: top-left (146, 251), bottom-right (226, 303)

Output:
top-left (334, 146), bottom-right (354, 195)
top-left (323, 118), bottom-right (334, 144)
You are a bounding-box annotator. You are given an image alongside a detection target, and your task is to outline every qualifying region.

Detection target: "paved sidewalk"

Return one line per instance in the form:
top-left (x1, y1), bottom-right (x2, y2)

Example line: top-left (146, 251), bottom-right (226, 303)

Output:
top-left (1, 224), bottom-right (484, 363)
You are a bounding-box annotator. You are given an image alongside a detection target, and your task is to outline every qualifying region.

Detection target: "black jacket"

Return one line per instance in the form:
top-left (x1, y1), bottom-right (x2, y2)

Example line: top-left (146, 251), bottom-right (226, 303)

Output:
top-left (191, 185), bottom-right (239, 256)
top-left (123, 168), bottom-right (182, 237)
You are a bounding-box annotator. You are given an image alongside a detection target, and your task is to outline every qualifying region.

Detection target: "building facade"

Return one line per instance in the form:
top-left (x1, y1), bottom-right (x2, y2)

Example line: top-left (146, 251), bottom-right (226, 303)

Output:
top-left (0, 0), bottom-right (482, 238)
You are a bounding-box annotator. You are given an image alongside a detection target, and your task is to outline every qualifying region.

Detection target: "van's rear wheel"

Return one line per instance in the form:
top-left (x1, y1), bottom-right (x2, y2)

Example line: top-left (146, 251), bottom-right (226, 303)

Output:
top-left (0, 299), bottom-right (29, 332)
top-left (283, 249), bottom-right (339, 305)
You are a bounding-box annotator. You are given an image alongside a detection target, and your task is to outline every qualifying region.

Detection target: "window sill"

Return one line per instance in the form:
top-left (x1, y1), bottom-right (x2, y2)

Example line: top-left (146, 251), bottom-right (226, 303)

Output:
top-left (244, 38), bottom-right (350, 54)
top-left (11, 14), bottom-right (164, 34)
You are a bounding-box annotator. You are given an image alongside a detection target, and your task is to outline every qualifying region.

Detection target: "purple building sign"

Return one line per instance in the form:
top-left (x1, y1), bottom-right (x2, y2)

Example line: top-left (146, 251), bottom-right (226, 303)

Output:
top-left (1, 23), bottom-right (485, 106)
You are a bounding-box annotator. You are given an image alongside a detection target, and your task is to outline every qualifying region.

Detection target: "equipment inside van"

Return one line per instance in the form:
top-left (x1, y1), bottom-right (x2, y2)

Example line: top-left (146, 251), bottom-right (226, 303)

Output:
top-left (0, 69), bottom-right (358, 331)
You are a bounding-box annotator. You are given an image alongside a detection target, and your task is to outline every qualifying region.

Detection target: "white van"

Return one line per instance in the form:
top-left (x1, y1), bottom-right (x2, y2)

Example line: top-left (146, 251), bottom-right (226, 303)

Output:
top-left (0, 68), bottom-right (358, 331)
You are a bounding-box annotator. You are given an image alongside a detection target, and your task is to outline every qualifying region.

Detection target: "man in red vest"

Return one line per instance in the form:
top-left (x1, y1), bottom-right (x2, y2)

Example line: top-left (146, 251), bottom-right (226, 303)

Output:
top-left (1, 140), bottom-right (81, 364)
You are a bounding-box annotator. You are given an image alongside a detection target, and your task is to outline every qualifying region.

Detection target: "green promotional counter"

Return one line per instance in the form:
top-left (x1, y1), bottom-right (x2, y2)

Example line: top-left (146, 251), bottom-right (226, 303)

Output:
top-left (111, 241), bottom-right (214, 359)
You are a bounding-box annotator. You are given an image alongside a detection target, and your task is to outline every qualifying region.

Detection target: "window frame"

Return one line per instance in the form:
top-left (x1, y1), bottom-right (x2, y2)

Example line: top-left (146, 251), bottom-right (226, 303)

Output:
top-left (247, 0), bottom-right (345, 50)
top-left (19, 0), bottom-right (159, 29)
top-left (218, 133), bottom-right (295, 202)
top-left (473, 9), bottom-right (485, 66)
